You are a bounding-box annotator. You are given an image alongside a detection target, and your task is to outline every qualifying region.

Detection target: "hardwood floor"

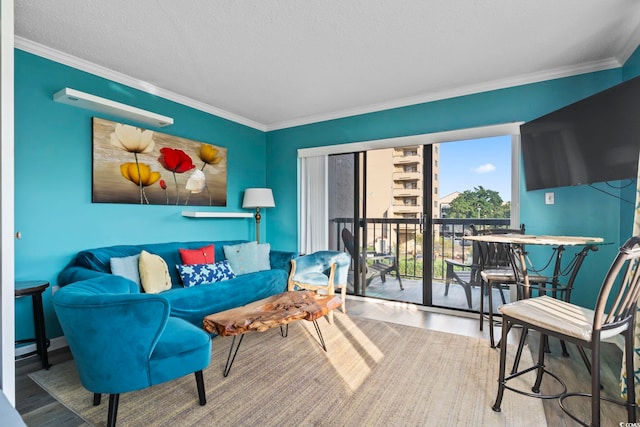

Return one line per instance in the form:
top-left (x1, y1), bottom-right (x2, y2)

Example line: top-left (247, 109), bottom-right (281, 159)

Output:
top-left (16, 296), bottom-right (635, 426)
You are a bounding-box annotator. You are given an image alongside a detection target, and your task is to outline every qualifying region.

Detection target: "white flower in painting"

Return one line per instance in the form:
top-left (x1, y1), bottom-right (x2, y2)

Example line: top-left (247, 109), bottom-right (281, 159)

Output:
top-left (185, 169), bottom-right (206, 193)
top-left (110, 123), bottom-right (155, 154)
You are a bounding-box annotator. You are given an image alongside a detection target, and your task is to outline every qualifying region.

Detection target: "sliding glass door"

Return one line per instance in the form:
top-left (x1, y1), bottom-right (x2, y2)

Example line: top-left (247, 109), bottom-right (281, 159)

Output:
top-left (309, 125), bottom-right (518, 314)
top-left (328, 146), bottom-right (432, 304)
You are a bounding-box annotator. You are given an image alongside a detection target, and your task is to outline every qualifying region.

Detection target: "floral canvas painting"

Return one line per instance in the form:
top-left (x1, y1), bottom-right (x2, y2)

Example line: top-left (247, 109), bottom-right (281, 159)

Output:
top-left (92, 117), bottom-right (227, 206)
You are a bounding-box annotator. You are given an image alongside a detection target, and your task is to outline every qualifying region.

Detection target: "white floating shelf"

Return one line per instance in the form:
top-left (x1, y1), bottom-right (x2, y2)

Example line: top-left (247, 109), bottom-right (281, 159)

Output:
top-left (53, 87), bottom-right (174, 127)
top-left (182, 211), bottom-right (253, 218)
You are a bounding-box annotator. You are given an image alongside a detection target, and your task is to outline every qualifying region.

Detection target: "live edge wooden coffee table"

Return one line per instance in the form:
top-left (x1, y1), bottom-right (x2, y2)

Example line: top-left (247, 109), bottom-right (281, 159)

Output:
top-left (203, 291), bottom-right (342, 376)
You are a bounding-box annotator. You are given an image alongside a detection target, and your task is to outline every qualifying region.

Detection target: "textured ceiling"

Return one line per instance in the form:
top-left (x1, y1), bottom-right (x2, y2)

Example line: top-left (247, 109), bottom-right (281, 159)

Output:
top-left (14, 0), bottom-right (640, 130)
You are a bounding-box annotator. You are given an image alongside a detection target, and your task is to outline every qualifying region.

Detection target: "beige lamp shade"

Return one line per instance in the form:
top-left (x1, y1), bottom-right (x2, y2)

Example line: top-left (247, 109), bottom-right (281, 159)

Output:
top-left (242, 188), bottom-right (275, 243)
top-left (242, 188), bottom-right (275, 209)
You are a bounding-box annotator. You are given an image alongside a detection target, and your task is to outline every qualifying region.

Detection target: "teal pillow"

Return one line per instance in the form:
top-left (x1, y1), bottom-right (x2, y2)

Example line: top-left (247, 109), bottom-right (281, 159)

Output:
top-left (223, 241), bottom-right (270, 275)
top-left (110, 254), bottom-right (141, 287)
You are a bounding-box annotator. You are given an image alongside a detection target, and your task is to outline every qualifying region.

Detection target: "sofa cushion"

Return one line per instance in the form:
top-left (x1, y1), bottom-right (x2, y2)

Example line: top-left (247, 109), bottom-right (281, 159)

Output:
top-left (139, 250), bottom-right (172, 294)
top-left (164, 269), bottom-right (288, 325)
top-left (176, 261), bottom-right (236, 287)
top-left (223, 241), bottom-right (271, 275)
top-left (109, 254), bottom-right (141, 287)
top-left (179, 244), bottom-right (215, 265)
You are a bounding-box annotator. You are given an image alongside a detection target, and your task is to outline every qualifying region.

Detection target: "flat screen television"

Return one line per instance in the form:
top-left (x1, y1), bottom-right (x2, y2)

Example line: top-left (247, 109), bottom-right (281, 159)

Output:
top-left (521, 75), bottom-right (640, 191)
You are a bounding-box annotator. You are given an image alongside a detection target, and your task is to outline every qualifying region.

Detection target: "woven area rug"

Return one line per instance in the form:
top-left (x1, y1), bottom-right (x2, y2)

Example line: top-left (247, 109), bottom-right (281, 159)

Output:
top-left (29, 313), bottom-right (547, 426)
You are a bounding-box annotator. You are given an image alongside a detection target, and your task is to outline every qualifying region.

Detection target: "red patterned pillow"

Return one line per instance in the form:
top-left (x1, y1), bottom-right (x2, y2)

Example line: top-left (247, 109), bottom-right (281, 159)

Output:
top-left (179, 244), bottom-right (215, 265)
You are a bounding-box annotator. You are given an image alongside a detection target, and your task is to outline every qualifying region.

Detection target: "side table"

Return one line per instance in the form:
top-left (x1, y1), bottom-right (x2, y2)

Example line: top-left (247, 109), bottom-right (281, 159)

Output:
top-left (15, 280), bottom-right (51, 370)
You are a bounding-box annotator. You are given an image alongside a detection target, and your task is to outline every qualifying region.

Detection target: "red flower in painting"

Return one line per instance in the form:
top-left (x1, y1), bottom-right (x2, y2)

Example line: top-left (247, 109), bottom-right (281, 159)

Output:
top-left (158, 148), bottom-right (195, 173)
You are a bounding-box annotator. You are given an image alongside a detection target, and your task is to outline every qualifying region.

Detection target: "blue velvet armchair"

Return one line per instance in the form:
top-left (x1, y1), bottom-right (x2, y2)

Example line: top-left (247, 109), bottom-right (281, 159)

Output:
top-left (288, 251), bottom-right (351, 321)
top-left (52, 275), bottom-right (211, 427)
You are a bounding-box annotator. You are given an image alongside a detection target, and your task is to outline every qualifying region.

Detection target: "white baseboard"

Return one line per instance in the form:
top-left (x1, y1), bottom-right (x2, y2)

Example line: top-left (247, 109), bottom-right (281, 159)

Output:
top-left (15, 336), bottom-right (68, 358)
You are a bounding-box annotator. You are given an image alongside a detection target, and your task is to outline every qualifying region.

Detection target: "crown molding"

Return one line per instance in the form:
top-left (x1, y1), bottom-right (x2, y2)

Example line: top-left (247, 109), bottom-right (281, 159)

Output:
top-left (266, 57), bottom-right (622, 131)
top-left (15, 36), bottom-right (624, 133)
top-left (15, 36), bottom-right (267, 131)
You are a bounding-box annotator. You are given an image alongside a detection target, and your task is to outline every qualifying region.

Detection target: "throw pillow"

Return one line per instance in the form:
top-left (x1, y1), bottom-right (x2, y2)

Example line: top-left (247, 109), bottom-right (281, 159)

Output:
top-left (223, 241), bottom-right (259, 275)
top-left (179, 244), bottom-right (215, 265)
top-left (110, 253), bottom-right (141, 287)
top-left (176, 260), bottom-right (236, 287)
top-left (255, 243), bottom-right (271, 272)
top-left (138, 250), bottom-right (172, 294)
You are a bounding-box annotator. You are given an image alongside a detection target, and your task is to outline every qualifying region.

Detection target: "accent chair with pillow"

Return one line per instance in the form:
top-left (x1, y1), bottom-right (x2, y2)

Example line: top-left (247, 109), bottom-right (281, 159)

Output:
top-left (288, 250), bottom-right (351, 322)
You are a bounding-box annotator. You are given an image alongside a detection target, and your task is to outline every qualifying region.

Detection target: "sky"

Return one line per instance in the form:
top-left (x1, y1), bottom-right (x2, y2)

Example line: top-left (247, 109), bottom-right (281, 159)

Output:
top-left (438, 135), bottom-right (511, 202)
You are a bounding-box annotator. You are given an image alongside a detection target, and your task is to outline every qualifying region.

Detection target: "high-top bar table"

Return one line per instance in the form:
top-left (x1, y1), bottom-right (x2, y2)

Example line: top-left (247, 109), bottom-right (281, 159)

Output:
top-left (463, 234), bottom-right (604, 350)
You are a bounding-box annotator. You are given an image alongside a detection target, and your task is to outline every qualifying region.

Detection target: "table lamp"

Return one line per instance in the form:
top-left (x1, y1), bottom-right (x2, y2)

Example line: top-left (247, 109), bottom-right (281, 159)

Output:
top-left (242, 188), bottom-right (275, 243)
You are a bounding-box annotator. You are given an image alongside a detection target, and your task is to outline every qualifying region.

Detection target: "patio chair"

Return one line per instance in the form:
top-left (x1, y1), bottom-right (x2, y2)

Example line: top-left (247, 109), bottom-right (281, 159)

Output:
top-left (444, 225), bottom-right (525, 309)
top-left (341, 228), bottom-right (403, 290)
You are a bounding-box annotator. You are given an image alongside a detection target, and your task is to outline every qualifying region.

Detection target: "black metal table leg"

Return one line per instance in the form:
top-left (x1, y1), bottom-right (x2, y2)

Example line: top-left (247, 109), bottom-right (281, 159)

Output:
top-left (312, 320), bottom-right (327, 352)
top-left (223, 334), bottom-right (244, 377)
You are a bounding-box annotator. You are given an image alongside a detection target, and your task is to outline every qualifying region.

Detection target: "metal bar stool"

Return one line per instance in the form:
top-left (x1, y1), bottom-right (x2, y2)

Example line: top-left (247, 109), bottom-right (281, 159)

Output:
top-left (15, 280), bottom-right (51, 370)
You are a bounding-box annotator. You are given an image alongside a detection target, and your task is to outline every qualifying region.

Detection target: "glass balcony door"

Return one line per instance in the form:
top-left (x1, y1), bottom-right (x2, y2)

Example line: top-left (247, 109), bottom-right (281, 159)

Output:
top-left (329, 147), bottom-right (430, 304)
top-left (327, 135), bottom-right (514, 315)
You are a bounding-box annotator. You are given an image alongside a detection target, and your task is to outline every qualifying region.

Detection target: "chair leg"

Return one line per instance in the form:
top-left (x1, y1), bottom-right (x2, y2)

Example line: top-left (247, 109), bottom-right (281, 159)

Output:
top-left (326, 310), bottom-right (334, 324)
top-left (479, 281), bottom-right (485, 331)
top-left (532, 334), bottom-right (547, 393)
top-left (341, 286), bottom-right (347, 314)
top-left (395, 265), bottom-right (403, 290)
top-left (488, 281), bottom-right (496, 348)
top-left (498, 286), bottom-right (507, 304)
top-left (107, 394), bottom-right (119, 427)
top-left (576, 345), bottom-right (592, 375)
top-left (195, 370), bottom-right (206, 406)
top-left (93, 393), bottom-right (101, 406)
top-left (625, 330), bottom-right (637, 423)
top-left (511, 327), bottom-right (529, 374)
top-left (492, 316), bottom-right (510, 412)
top-left (591, 341), bottom-right (601, 427)
top-left (463, 285), bottom-right (472, 309)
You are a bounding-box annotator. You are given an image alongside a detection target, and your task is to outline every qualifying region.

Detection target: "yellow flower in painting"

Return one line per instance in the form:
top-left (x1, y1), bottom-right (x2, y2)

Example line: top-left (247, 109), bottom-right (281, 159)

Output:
top-left (111, 123), bottom-right (155, 154)
top-left (120, 162), bottom-right (161, 187)
top-left (199, 144), bottom-right (222, 165)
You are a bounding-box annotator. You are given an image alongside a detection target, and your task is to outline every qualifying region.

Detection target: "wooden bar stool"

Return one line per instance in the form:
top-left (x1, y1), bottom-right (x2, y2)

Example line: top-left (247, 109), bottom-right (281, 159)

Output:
top-left (15, 280), bottom-right (51, 370)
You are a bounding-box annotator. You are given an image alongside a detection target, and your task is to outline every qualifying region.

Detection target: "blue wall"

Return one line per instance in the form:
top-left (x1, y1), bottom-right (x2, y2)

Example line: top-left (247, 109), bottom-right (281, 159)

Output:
top-left (14, 50), bottom-right (270, 340)
top-left (266, 65), bottom-right (639, 309)
top-left (16, 44), bottom-right (640, 340)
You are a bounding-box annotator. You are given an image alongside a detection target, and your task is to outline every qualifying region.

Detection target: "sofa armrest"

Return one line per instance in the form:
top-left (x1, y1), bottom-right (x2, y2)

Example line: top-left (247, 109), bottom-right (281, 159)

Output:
top-left (58, 266), bottom-right (139, 293)
top-left (269, 250), bottom-right (297, 273)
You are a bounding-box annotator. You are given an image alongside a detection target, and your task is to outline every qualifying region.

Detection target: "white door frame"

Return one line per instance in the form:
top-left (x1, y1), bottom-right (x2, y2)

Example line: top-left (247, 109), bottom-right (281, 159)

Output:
top-left (1, 0), bottom-right (16, 405)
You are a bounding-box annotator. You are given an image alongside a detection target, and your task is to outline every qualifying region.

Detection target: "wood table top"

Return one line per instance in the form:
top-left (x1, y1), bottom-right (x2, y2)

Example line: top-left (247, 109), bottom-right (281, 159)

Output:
top-left (203, 291), bottom-right (342, 336)
top-left (462, 234), bottom-right (604, 246)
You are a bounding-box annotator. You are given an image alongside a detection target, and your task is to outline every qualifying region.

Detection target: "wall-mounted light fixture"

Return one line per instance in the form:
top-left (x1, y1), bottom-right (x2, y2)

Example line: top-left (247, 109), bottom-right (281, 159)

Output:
top-left (242, 188), bottom-right (275, 243)
top-left (53, 88), bottom-right (174, 127)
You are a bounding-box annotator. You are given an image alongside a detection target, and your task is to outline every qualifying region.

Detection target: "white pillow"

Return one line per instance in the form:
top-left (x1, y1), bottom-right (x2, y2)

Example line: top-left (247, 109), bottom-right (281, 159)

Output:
top-left (138, 250), bottom-right (172, 294)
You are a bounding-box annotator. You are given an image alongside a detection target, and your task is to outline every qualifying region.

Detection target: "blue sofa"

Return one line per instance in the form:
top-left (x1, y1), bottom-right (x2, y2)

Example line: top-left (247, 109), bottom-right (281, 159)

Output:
top-left (57, 240), bottom-right (297, 326)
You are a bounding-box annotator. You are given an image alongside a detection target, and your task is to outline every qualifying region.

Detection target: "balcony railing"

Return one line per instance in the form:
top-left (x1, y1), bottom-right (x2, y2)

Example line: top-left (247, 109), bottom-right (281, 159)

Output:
top-left (331, 217), bottom-right (512, 281)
